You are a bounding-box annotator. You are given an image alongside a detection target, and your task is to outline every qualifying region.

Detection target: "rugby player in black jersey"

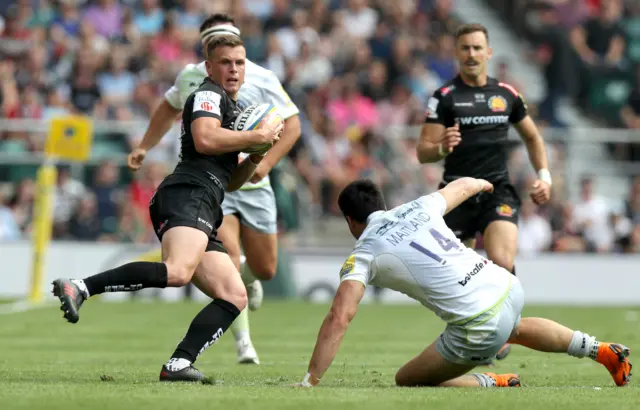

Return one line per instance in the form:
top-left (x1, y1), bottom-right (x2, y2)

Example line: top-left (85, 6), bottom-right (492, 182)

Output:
top-left (50, 35), bottom-right (283, 382)
top-left (417, 24), bottom-right (552, 361)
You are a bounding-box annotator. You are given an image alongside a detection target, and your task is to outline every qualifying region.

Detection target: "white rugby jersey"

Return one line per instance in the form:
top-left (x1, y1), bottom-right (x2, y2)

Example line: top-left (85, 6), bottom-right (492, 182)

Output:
top-left (340, 192), bottom-right (513, 324)
top-left (164, 59), bottom-right (300, 190)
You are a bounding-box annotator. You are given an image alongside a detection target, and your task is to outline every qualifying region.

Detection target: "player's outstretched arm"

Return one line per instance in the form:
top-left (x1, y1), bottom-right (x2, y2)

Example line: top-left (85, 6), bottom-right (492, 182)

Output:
top-left (127, 100), bottom-right (182, 170)
top-left (191, 116), bottom-right (282, 155)
top-left (513, 116), bottom-right (552, 205)
top-left (293, 280), bottom-right (365, 387)
top-left (227, 154), bottom-right (265, 192)
top-left (438, 177), bottom-right (494, 215)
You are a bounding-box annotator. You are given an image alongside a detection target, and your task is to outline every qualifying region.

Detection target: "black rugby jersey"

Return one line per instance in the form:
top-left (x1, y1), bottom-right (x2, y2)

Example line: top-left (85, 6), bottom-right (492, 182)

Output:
top-left (172, 77), bottom-right (241, 192)
top-left (425, 76), bottom-right (528, 183)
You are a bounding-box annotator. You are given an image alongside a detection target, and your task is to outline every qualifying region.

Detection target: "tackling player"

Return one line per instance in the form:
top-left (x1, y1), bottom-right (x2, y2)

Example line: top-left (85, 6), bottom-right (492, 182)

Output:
top-left (293, 178), bottom-right (632, 388)
top-left (126, 14), bottom-right (302, 365)
top-left (52, 36), bottom-right (283, 382)
top-left (417, 23), bottom-right (552, 361)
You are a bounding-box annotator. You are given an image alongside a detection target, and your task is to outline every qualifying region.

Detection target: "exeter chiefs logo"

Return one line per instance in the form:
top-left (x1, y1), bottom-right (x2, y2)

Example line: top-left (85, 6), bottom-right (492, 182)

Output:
top-left (496, 204), bottom-right (515, 217)
top-left (488, 95), bottom-right (508, 112)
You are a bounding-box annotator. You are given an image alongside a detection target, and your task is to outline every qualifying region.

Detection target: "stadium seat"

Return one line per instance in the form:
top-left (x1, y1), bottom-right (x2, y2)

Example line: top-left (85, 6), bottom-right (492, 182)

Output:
top-left (588, 74), bottom-right (633, 122)
top-left (91, 140), bottom-right (126, 159)
top-left (0, 139), bottom-right (29, 153)
top-left (623, 18), bottom-right (640, 63)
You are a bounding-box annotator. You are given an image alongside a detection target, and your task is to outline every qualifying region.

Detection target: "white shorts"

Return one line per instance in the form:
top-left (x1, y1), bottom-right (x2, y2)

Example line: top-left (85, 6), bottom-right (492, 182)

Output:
top-left (221, 185), bottom-right (278, 235)
top-left (436, 275), bottom-right (524, 365)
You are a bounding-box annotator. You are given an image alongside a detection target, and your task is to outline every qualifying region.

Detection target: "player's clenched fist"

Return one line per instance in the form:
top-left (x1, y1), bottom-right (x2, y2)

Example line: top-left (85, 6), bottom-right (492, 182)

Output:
top-left (127, 147), bottom-right (147, 171)
top-left (530, 179), bottom-right (551, 205)
top-left (440, 123), bottom-right (462, 156)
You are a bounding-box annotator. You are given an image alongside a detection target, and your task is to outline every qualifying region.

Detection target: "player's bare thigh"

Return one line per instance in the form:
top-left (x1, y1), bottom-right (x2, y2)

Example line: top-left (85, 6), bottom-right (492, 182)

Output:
top-left (483, 220), bottom-right (518, 271)
top-left (161, 226), bottom-right (208, 287)
top-left (395, 340), bottom-right (476, 387)
top-left (241, 225), bottom-right (278, 281)
top-left (191, 250), bottom-right (247, 311)
top-left (217, 213), bottom-right (243, 271)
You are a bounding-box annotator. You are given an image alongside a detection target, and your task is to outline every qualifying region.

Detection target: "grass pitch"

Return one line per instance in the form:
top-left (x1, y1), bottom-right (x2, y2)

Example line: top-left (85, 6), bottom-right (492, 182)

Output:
top-left (0, 301), bottom-right (638, 410)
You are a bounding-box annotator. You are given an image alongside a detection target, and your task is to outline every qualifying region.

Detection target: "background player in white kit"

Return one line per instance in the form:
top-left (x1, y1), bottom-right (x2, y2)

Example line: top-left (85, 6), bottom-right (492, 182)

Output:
top-left (293, 178), bottom-right (632, 388)
top-left (126, 14), bottom-right (302, 365)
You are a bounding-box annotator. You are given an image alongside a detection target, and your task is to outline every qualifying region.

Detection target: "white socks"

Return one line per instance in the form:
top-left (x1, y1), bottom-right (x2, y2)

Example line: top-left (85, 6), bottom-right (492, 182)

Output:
top-left (567, 331), bottom-right (600, 360)
top-left (71, 279), bottom-right (90, 298)
top-left (165, 358), bottom-right (191, 372)
top-left (471, 373), bottom-right (497, 387)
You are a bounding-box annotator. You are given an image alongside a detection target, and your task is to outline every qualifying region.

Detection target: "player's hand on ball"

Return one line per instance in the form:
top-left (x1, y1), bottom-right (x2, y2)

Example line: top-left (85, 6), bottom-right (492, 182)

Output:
top-left (257, 115), bottom-right (284, 145)
top-left (127, 148), bottom-right (147, 171)
top-left (530, 179), bottom-right (551, 205)
top-left (441, 123), bottom-right (462, 154)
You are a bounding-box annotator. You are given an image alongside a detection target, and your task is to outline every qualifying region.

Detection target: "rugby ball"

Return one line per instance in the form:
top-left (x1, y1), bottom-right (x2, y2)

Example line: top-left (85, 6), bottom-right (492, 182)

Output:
top-left (233, 103), bottom-right (282, 154)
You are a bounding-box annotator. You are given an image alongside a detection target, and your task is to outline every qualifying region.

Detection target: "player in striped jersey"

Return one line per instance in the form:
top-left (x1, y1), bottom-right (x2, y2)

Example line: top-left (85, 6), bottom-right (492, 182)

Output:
top-left (126, 14), bottom-right (302, 365)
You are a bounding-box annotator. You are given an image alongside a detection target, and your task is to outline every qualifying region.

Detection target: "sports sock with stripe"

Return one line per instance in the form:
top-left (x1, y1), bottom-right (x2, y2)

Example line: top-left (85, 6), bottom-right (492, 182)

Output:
top-left (470, 373), bottom-right (497, 387)
top-left (170, 299), bottom-right (241, 364)
top-left (567, 331), bottom-right (599, 360)
top-left (77, 262), bottom-right (168, 297)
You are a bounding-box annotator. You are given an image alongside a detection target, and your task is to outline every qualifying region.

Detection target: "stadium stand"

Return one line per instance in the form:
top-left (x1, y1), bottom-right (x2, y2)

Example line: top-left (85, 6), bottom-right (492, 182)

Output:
top-left (0, 0), bottom-right (639, 254)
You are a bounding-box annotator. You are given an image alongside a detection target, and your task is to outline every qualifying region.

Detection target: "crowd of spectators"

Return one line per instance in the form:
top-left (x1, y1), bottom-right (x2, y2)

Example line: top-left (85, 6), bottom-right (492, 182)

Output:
top-left (0, 0), bottom-right (639, 255)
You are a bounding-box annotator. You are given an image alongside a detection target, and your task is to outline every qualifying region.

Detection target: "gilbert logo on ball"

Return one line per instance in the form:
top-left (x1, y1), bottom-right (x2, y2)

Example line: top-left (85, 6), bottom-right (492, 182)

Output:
top-left (234, 103), bottom-right (282, 154)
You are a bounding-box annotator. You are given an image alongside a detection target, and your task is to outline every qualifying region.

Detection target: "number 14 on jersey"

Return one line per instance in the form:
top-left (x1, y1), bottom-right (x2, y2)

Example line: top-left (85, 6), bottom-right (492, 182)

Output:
top-left (410, 228), bottom-right (460, 265)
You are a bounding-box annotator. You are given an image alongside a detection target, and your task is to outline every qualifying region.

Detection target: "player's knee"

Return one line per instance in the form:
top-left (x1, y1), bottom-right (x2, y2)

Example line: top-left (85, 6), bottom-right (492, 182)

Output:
top-left (488, 251), bottom-right (514, 272)
top-left (250, 259), bottom-right (277, 281)
top-left (225, 286), bottom-right (247, 312)
top-left (395, 371), bottom-right (427, 387)
top-left (165, 261), bottom-right (197, 287)
top-left (394, 370), bottom-right (408, 386)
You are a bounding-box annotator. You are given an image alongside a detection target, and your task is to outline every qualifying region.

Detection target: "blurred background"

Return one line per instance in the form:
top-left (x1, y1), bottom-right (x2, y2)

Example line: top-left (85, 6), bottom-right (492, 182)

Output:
top-left (1, 0), bottom-right (640, 303)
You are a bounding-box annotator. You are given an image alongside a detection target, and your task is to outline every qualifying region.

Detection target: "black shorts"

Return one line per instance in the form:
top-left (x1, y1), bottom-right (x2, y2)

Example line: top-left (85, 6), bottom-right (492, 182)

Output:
top-left (149, 182), bottom-right (227, 253)
top-left (440, 181), bottom-right (521, 242)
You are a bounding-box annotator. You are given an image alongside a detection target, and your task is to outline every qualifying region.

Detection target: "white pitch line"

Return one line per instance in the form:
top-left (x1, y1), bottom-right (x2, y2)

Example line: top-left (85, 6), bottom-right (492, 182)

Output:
top-left (0, 299), bottom-right (55, 315)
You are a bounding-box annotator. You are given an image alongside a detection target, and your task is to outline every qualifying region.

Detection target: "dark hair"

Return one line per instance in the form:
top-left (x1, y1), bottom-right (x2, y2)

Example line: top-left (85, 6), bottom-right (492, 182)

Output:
top-left (200, 13), bottom-right (235, 33)
top-left (206, 35), bottom-right (244, 59)
top-left (338, 179), bottom-right (386, 223)
top-left (455, 23), bottom-right (489, 43)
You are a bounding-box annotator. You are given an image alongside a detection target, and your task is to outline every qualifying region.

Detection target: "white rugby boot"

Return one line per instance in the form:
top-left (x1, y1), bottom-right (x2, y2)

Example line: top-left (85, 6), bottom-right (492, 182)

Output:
top-left (236, 337), bottom-right (260, 365)
top-left (246, 280), bottom-right (264, 311)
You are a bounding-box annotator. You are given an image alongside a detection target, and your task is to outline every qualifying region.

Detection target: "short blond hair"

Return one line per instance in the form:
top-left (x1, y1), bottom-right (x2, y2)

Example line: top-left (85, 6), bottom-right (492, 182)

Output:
top-left (206, 34), bottom-right (244, 59)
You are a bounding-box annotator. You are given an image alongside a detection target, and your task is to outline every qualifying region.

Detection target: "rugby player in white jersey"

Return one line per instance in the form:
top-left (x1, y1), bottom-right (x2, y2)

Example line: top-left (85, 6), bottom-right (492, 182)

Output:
top-left (293, 178), bottom-right (632, 388)
top-left (126, 14), bottom-right (301, 365)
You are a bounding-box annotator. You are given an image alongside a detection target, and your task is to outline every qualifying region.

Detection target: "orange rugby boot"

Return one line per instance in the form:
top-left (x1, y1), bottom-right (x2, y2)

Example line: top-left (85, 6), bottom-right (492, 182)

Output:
top-left (595, 343), bottom-right (632, 386)
top-left (484, 372), bottom-right (521, 387)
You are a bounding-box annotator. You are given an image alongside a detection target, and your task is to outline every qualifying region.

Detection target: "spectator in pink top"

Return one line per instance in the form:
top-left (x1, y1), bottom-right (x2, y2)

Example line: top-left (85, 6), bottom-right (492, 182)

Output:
top-left (82, 0), bottom-right (123, 38)
top-left (150, 15), bottom-right (182, 63)
top-left (327, 74), bottom-right (378, 134)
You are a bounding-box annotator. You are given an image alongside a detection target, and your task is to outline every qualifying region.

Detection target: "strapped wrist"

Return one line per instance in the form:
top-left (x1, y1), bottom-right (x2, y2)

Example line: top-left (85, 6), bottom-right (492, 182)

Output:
top-left (537, 168), bottom-right (552, 186)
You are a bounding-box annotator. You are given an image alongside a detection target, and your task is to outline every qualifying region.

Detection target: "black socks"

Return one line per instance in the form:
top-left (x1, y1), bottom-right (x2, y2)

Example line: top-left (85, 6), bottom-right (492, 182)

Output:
top-left (83, 262), bottom-right (168, 296)
top-left (171, 299), bottom-right (241, 363)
